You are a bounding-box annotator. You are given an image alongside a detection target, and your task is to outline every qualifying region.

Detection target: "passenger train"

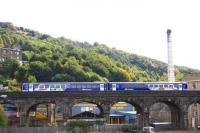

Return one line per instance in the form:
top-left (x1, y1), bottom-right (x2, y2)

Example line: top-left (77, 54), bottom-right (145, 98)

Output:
top-left (22, 82), bottom-right (188, 92)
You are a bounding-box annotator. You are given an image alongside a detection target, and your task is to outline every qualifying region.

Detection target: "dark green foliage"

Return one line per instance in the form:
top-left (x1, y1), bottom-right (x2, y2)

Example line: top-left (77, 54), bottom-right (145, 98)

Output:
top-left (0, 106), bottom-right (8, 127)
top-left (15, 65), bottom-right (29, 83)
top-left (0, 59), bottom-right (20, 78)
top-left (0, 22), bottom-right (199, 91)
top-left (0, 113), bottom-right (7, 127)
top-left (121, 125), bottom-right (133, 133)
top-left (68, 120), bottom-right (90, 133)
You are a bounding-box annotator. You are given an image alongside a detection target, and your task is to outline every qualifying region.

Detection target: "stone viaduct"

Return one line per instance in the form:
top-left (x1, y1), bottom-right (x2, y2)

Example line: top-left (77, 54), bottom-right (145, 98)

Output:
top-left (0, 91), bottom-right (200, 129)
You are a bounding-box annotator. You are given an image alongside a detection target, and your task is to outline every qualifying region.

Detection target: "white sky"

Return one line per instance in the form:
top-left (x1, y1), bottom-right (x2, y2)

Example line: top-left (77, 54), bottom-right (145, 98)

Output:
top-left (0, 0), bottom-right (200, 69)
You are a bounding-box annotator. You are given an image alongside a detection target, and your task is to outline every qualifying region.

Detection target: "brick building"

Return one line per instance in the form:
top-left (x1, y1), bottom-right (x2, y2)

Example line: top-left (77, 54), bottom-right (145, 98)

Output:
top-left (182, 73), bottom-right (200, 90)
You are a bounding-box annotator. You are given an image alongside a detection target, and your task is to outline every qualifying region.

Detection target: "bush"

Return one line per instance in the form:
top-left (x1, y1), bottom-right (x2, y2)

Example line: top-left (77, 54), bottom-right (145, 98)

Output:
top-left (121, 125), bottom-right (133, 133)
top-left (68, 120), bottom-right (90, 133)
top-left (0, 106), bottom-right (8, 127)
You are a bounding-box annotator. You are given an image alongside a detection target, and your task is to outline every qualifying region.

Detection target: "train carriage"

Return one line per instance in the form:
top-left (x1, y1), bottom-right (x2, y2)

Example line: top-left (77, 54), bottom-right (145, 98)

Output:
top-left (22, 82), bottom-right (108, 92)
top-left (109, 82), bottom-right (188, 91)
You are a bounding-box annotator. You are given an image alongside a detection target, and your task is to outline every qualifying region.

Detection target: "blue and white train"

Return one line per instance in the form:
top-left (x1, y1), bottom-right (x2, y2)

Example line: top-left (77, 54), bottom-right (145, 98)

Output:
top-left (22, 82), bottom-right (188, 92)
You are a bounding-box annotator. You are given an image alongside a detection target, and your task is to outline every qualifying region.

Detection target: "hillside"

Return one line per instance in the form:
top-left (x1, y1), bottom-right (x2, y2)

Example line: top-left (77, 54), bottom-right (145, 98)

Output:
top-left (0, 22), bottom-right (198, 91)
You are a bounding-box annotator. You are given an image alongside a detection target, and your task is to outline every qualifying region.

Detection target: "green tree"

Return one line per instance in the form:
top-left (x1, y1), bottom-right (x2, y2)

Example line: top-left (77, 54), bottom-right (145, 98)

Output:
top-left (0, 59), bottom-right (20, 78)
top-left (29, 61), bottom-right (52, 81)
top-left (27, 75), bottom-right (37, 82)
top-left (7, 79), bottom-right (21, 92)
top-left (52, 73), bottom-right (75, 82)
top-left (87, 72), bottom-right (103, 82)
top-left (0, 105), bottom-right (7, 127)
top-left (15, 65), bottom-right (28, 83)
top-left (0, 37), bottom-right (4, 48)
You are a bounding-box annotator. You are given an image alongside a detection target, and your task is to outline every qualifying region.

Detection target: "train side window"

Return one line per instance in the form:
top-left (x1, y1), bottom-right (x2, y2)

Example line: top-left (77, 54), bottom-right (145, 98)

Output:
top-left (50, 84), bottom-right (55, 91)
top-left (164, 85), bottom-right (168, 88)
top-left (169, 84), bottom-right (173, 88)
top-left (61, 84), bottom-right (65, 89)
top-left (149, 84), bottom-right (153, 88)
top-left (50, 84), bottom-right (54, 88)
top-left (82, 84), bottom-right (86, 88)
top-left (39, 84), bottom-right (45, 89)
top-left (87, 84), bottom-right (92, 88)
top-left (55, 84), bottom-right (61, 88)
top-left (92, 84), bottom-right (96, 88)
top-left (154, 84), bottom-right (158, 88)
top-left (71, 84), bottom-right (76, 88)
top-left (66, 84), bottom-right (70, 88)
top-left (45, 84), bottom-right (49, 88)
top-left (159, 84), bottom-right (164, 88)
top-left (77, 84), bottom-right (81, 88)
top-left (97, 84), bottom-right (100, 88)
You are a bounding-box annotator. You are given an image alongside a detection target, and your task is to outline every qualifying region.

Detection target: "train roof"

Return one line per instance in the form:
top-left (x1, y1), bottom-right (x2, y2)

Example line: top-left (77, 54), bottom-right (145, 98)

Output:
top-left (22, 82), bottom-right (106, 84)
top-left (22, 81), bottom-right (187, 84)
top-left (109, 82), bottom-right (187, 84)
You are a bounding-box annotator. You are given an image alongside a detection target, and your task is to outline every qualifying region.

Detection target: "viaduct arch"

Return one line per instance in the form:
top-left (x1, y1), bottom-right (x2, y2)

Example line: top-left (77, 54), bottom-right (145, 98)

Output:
top-left (0, 91), bottom-right (199, 129)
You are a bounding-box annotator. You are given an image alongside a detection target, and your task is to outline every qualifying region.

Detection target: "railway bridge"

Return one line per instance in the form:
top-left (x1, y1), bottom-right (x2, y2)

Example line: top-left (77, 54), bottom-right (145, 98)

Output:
top-left (0, 91), bottom-right (200, 129)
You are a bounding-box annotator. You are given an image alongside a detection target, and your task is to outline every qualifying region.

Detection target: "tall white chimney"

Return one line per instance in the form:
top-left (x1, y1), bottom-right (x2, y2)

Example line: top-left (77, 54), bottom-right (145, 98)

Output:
top-left (167, 29), bottom-right (175, 82)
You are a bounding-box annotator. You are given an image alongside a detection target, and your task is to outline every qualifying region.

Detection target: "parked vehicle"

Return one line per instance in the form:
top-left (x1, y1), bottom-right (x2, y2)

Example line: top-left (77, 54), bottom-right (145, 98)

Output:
top-left (143, 126), bottom-right (155, 133)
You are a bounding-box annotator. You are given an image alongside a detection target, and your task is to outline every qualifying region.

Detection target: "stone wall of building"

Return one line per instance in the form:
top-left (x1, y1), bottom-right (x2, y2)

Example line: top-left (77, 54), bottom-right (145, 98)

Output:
top-left (0, 48), bottom-right (22, 62)
top-left (182, 74), bottom-right (200, 128)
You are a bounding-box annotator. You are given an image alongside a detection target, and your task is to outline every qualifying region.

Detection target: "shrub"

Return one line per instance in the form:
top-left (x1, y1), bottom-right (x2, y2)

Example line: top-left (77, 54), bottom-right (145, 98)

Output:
top-left (68, 120), bottom-right (90, 133)
top-left (121, 125), bottom-right (133, 133)
top-left (0, 105), bottom-right (8, 127)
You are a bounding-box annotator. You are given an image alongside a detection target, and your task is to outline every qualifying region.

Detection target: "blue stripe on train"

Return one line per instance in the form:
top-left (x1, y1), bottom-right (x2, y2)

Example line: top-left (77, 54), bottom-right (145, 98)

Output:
top-left (65, 88), bottom-right (101, 91)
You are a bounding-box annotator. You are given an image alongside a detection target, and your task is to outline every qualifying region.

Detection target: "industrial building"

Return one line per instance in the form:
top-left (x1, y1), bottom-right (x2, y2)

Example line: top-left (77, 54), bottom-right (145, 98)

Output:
top-left (182, 73), bottom-right (200, 129)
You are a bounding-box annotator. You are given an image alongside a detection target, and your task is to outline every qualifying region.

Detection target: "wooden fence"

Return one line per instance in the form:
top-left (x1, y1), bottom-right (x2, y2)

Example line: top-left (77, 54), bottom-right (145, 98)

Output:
top-left (0, 125), bottom-right (126, 133)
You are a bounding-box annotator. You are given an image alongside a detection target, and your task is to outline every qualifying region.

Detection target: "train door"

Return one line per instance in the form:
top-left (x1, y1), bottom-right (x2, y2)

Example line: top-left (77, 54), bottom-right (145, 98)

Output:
top-left (178, 84), bottom-right (182, 90)
top-left (29, 84), bottom-right (33, 92)
top-left (100, 84), bottom-right (104, 91)
top-left (112, 84), bottom-right (116, 91)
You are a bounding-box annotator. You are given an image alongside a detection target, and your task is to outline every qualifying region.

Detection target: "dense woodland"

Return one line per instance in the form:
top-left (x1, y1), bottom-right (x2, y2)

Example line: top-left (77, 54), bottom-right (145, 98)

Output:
top-left (0, 22), bottom-right (199, 92)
